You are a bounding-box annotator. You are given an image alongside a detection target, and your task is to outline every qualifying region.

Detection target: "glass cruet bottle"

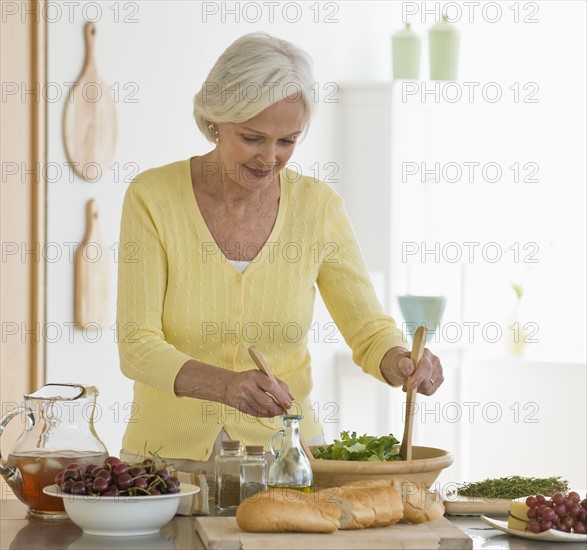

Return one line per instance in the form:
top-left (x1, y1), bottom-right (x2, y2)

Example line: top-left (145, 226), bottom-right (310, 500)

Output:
top-left (268, 415), bottom-right (313, 492)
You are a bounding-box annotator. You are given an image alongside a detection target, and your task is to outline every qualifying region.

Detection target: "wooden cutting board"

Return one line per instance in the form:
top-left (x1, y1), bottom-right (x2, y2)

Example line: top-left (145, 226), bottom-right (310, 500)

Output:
top-left (195, 517), bottom-right (472, 550)
top-left (443, 496), bottom-right (510, 516)
top-left (63, 22), bottom-right (117, 182)
top-left (75, 199), bottom-right (109, 327)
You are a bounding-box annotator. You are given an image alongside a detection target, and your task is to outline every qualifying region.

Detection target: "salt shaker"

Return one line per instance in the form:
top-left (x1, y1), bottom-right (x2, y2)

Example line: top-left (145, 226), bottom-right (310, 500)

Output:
top-left (240, 445), bottom-right (267, 500)
top-left (215, 439), bottom-right (243, 512)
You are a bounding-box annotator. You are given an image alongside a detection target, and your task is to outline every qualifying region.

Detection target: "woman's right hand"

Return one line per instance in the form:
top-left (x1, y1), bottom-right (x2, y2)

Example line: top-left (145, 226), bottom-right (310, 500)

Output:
top-left (174, 360), bottom-right (293, 417)
top-left (223, 370), bottom-right (293, 417)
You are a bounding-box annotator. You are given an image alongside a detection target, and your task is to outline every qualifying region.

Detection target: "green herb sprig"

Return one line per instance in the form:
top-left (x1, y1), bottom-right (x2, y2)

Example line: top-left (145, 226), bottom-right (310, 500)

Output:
top-left (455, 476), bottom-right (569, 500)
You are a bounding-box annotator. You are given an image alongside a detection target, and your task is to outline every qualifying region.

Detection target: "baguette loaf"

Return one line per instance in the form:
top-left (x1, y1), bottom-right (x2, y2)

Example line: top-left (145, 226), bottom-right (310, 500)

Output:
top-left (236, 488), bottom-right (340, 533)
top-left (235, 479), bottom-right (443, 533)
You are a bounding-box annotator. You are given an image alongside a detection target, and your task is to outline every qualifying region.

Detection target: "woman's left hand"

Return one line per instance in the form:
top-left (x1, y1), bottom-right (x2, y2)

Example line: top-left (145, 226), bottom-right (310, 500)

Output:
top-left (380, 346), bottom-right (444, 396)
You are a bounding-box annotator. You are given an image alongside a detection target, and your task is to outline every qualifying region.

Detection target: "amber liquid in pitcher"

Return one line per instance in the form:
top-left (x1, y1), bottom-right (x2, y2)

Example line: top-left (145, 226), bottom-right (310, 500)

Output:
top-left (6, 450), bottom-right (108, 515)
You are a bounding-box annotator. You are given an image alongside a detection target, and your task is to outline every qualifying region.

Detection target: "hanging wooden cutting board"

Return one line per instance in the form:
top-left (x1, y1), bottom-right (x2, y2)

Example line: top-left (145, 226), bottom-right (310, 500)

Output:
top-left (75, 199), bottom-right (109, 327)
top-left (63, 22), bottom-right (117, 182)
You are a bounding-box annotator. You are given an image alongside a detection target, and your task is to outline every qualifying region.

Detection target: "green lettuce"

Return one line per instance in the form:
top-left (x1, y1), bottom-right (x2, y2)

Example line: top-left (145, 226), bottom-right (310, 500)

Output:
top-left (311, 431), bottom-right (403, 461)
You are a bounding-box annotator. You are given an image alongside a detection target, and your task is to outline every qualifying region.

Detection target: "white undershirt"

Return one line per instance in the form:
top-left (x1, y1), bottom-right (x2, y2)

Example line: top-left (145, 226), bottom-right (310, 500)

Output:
top-left (229, 259), bottom-right (250, 274)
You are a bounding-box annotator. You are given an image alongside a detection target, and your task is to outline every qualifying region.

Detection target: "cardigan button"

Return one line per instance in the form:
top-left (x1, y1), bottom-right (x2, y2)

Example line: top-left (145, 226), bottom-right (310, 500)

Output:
top-left (217, 418), bottom-right (224, 424)
top-left (235, 274), bottom-right (242, 282)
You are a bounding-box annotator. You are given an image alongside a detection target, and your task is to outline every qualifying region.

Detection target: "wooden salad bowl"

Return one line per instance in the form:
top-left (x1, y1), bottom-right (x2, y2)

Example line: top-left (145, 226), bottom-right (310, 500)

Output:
top-left (309, 445), bottom-right (454, 490)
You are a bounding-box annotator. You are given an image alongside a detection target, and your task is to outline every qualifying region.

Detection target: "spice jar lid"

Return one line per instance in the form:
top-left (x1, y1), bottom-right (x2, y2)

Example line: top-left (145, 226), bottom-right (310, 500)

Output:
top-left (245, 445), bottom-right (265, 455)
top-left (221, 439), bottom-right (241, 451)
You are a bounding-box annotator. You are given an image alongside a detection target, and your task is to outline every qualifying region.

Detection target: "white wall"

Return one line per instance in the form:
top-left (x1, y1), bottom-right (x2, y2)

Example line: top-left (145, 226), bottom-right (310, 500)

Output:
top-left (43, 0), bottom-right (586, 484)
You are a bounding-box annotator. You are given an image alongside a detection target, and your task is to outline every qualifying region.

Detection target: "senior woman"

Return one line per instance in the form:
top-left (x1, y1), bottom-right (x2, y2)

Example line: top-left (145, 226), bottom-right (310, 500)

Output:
top-left (117, 32), bottom-right (444, 507)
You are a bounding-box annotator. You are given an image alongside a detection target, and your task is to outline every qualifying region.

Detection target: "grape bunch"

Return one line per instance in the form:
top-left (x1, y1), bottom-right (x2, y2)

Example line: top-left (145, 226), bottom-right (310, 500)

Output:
top-left (525, 491), bottom-right (587, 534)
top-left (55, 456), bottom-right (180, 497)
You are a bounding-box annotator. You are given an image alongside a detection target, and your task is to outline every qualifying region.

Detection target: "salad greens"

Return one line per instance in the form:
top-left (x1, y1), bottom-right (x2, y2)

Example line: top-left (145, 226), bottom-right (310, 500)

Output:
top-left (311, 431), bottom-right (403, 462)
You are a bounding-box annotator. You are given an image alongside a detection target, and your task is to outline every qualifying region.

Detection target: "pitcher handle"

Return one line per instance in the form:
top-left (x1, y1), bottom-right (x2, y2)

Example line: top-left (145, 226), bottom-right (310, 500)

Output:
top-left (270, 429), bottom-right (285, 458)
top-left (0, 407), bottom-right (35, 473)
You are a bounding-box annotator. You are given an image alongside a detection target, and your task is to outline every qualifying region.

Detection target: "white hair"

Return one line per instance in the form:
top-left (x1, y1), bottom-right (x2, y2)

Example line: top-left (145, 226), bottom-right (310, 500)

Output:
top-left (194, 32), bottom-right (316, 143)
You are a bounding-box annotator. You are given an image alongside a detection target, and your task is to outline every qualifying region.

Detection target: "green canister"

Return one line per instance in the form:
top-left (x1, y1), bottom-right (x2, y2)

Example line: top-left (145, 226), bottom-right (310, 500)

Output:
top-left (391, 23), bottom-right (421, 79)
top-left (428, 15), bottom-right (460, 80)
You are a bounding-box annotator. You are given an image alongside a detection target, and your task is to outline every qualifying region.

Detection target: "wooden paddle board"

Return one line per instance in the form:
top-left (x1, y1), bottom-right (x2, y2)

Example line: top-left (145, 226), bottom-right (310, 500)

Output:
top-left (443, 495), bottom-right (511, 516)
top-left (75, 199), bottom-right (109, 327)
top-left (195, 516), bottom-right (473, 549)
top-left (63, 22), bottom-right (117, 182)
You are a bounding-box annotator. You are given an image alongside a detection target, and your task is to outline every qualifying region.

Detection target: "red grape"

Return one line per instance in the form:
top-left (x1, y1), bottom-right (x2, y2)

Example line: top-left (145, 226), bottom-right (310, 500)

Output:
top-left (155, 469), bottom-right (170, 481)
top-left (63, 469), bottom-right (81, 482)
top-left (93, 477), bottom-right (109, 494)
top-left (541, 508), bottom-right (557, 522)
top-left (72, 481), bottom-right (86, 495)
top-left (528, 519), bottom-right (542, 533)
top-left (525, 495), bottom-right (538, 507)
top-left (105, 456), bottom-right (121, 467)
top-left (129, 466), bottom-right (146, 478)
top-left (117, 473), bottom-right (133, 490)
top-left (561, 515), bottom-right (575, 529)
top-left (564, 497), bottom-right (575, 509)
top-left (552, 492), bottom-right (564, 505)
top-left (95, 469), bottom-right (112, 483)
top-left (574, 521), bottom-right (587, 535)
top-left (553, 503), bottom-right (566, 517)
top-left (569, 505), bottom-right (582, 518)
top-left (569, 492), bottom-right (581, 504)
top-left (540, 520), bottom-right (553, 530)
top-left (133, 477), bottom-right (149, 490)
top-left (113, 463), bottom-right (129, 476)
top-left (536, 494), bottom-right (547, 505)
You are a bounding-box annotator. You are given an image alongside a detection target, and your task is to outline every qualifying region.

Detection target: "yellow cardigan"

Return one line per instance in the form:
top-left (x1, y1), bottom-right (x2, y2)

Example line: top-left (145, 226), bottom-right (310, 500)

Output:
top-left (116, 158), bottom-right (406, 460)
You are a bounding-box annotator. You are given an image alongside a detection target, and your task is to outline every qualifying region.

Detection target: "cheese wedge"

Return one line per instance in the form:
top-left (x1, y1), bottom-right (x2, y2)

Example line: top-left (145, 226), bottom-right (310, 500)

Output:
top-left (508, 499), bottom-right (529, 531)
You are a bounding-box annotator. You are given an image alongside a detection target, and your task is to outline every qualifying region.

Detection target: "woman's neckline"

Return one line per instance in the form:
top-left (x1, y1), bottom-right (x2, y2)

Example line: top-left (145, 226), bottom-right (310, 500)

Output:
top-left (184, 156), bottom-right (290, 276)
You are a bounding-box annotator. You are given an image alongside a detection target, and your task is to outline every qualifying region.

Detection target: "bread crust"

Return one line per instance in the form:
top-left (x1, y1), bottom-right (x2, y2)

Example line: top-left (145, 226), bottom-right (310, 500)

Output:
top-left (391, 478), bottom-right (445, 524)
top-left (236, 488), bottom-right (340, 533)
top-left (338, 486), bottom-right (403, 529)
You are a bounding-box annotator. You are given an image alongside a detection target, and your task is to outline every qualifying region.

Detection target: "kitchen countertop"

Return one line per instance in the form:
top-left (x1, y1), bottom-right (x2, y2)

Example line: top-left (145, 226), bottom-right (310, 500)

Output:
top-left (2, 498), bottom-right (586, 550)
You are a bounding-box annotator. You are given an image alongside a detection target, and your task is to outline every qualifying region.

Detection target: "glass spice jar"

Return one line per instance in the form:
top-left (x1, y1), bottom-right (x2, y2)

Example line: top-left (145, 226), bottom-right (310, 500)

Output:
top-left (214, 439), bottom-right (243, 512)
top-left (240, 445), bottom-right (267, 501)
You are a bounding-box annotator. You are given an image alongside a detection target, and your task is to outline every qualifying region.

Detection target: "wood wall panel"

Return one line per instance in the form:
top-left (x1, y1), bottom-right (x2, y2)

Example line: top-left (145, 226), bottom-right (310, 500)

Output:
top-left (0, 0), bottom-right (46, 498)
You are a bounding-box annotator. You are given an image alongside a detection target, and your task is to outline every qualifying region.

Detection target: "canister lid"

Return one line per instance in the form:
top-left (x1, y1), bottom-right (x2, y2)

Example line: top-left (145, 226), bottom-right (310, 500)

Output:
top-left (245, 445), bottom-right (265, 455)
top-left (221, 439), bottom-right (241, 450)
top-left (393, 22), bottom-right (419, 39)
top-left (429, 15), bottom-right (459, 33)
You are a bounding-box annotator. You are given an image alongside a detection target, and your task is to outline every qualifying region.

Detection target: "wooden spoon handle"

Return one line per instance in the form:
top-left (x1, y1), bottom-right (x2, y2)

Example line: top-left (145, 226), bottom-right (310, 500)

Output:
top-left (248, 346), bottom-right (314, 461)
top-left (248, 345), bottom-right (278, 385)
top-left (399, 326), bottom-right (427, 461)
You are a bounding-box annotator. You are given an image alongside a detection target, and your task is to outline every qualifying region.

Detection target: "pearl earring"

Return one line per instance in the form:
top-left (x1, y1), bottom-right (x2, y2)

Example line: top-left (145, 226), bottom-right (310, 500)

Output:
top-left (207, 123), bottom-right (219, 142)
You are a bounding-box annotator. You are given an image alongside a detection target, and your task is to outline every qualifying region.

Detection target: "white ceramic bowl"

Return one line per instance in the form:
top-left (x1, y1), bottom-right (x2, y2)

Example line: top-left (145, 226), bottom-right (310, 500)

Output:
top-left (43, 483), bottom-right (199, 536)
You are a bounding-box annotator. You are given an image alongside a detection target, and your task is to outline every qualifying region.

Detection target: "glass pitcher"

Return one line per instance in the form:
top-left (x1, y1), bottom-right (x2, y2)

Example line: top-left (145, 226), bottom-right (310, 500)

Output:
top-left (0, 384), bottom-right (108, 518)
top-left (268, 415), bottom-right (313, 492)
